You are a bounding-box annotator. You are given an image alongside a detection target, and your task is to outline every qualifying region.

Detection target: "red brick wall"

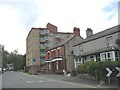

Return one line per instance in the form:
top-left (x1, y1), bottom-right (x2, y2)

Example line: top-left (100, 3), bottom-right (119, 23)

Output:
top-left (46, 23), bottom-right (57, 33)
top-left (73, 27), bottom-right (80, 36)
top-left (45, 45), bottom-right (66, 73)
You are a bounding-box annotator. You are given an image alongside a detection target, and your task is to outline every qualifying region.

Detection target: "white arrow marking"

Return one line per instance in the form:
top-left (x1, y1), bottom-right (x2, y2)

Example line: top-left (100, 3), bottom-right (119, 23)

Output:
top-left (116, 67), bottom-right (120, 77)
top-left (106, 68), bottom-right (112, 77)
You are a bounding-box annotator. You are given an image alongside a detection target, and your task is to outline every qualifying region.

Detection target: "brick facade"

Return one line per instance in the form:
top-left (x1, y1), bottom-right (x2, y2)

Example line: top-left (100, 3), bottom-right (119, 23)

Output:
top-left (45, 45), bottom-right (65, 74)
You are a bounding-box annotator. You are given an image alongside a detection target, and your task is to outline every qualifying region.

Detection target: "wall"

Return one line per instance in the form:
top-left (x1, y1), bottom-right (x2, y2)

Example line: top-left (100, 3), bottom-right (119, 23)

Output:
top-left (65, 36), bottom-right (83, 71)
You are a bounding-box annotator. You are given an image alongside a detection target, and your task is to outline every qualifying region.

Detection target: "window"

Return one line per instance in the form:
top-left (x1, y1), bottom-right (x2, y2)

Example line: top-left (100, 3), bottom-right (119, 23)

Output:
top-left (115, 51), bottom-right (119, 60)
top-left (48, 62), bottom-right (51, 70)
top-left (56, 61), bottom-right (59, 70)
top-left (56, 34), bottom-right (60, 38)
top-left (49, 33), bottom-right (53, 37)
top-left (51, 51), bottom-right (54, 59)
top-left (40, 50), bottom-right (46, 56)
top-left (79, 45), bottom-right (83, 54)
top-left (40, 58), bottom-right (45, 63)
top-left (100, 51), bottom-right (114, 61)
top-left (53, 50), bottom-right (56, 58)
top-left (59, 61), bottom-right (62, 69)
top-left (48, 53), bottom-right (50, 59)
top-left (58, 49), bottom-right (60, 57)
top-left (106, 36), bottom-right (113, 46)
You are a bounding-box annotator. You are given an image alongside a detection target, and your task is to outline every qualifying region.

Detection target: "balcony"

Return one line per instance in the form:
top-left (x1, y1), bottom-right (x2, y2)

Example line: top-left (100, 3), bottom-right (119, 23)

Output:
top-left (40, 46), bottom-right (46, 49)
top-left (40, 53), bottom-right (46, 57)
top-left (51, 58), bottom-right (62, 62)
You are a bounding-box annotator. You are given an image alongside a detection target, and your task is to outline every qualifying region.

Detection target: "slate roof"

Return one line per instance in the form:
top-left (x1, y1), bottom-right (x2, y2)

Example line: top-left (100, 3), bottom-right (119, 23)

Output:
top-left (74, 25), bottom-right (120, 46)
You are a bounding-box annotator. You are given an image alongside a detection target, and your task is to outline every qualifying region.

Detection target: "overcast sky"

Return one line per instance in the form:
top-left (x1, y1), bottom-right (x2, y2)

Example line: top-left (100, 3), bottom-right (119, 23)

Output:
top-left (0, 0), bottom-right (119, 55)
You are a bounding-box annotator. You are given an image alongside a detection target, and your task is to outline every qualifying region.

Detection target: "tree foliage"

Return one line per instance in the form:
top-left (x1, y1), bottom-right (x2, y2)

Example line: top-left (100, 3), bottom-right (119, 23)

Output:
top-left (2, 50), bottom-right (26, 71)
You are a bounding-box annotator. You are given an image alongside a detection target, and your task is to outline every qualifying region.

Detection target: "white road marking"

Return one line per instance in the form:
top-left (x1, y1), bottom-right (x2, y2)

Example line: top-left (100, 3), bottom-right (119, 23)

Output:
top-left (38, 80), bottom-right (44, 82)
top-left (26, 80), bottom-right (45, 83)
top-left (26, 81), bottom-right (34, 83)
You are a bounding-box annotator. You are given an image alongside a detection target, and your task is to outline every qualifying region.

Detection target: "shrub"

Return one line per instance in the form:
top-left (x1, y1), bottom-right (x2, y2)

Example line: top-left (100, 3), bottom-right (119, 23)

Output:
top-left (76, 64), bottom-right (87, 74)
top-left (27, 71), bottom-right (32, 75)
top-left (86, 61), bottom-right (97, 76)
top-left (96, 61), bottom-right (120, 81)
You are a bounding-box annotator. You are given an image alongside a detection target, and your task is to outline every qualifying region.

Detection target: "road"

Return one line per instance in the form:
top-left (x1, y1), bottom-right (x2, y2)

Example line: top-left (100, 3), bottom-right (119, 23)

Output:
top-left (2, 71), bottom-right (117, 89)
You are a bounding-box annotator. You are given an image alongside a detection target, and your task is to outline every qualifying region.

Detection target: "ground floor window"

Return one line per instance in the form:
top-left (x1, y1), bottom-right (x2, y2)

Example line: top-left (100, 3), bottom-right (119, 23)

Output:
top-left (59, 61), bottom-right (62, 70)
top-left (74, 58), bottom-right (83, 69)
top-left (115, 51), bottom-right (119, 60)
top-left (100, 51), bottom-right (115, 61)
top-left (56, 61), bottom-right (59, 70)
top-left (48, 62), bottom-right (51, 70)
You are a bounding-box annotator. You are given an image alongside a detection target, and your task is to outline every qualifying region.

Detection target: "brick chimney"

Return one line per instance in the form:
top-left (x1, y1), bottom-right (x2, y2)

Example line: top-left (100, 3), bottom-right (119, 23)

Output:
top-left (73, 27), bottom-right (80, 36)
top-left (86, 28), bottom-right (93, 38)
top-left (46, 23), bottom-right (58, 33)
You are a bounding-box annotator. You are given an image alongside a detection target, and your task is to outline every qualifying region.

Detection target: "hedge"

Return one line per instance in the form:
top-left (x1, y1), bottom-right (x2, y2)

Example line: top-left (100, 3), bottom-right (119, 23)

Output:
top-left (76, 60), bottom-right (120, 82)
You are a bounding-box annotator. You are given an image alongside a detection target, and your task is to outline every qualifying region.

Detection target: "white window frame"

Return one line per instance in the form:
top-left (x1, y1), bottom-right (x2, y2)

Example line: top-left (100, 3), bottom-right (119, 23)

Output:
top-left (56, 61), bottom-right (59, 70)
top-left (106, 36), bottom-right (113, 47)
top-left (100, 51), bottom-right (115, 61)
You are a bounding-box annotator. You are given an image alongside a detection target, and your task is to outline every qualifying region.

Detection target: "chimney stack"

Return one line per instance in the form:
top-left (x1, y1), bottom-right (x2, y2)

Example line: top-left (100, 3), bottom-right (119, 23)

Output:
top-left (86, 28), bottom-right (93, 38)
top-left (73, 27), bottom-right (80, 36)
top-left (46, 23), bottom-right (58, 33)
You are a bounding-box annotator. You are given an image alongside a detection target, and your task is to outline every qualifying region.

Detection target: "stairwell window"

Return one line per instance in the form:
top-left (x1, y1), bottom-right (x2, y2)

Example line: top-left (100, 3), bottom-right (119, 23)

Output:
top-left (106, 36), bottom-right (113, 47)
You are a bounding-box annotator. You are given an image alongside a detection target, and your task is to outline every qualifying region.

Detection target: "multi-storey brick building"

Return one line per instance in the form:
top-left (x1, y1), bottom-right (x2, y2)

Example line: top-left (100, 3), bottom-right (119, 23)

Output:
top-left (26, 23), bottom-right (79, 74)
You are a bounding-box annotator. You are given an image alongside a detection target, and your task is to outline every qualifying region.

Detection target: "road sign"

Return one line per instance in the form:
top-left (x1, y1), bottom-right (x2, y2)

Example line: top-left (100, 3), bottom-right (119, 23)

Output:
top-left (116, 67), bottom-right (120, 77)
top-left (106, 68), bottom-right (112, 77)
top-left (33, 58), bottom-right (36, 63)
top-left (106, 67), bottom-right (120, 77)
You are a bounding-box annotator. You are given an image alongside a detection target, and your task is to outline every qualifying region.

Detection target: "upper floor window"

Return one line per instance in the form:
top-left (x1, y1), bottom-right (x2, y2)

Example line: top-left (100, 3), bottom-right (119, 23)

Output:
top-left (106, 36), bottom-right (113, 47)
top-left (48, 52), bottom-right (50, 59)
top-left (58, 49), bottom-right (60, 57)
top-left (79, 45), bottom-right (83, 54)
top-left (40, 30), bottom-right (48, 34)
top-left (53, 50), bottom-right (56, 58)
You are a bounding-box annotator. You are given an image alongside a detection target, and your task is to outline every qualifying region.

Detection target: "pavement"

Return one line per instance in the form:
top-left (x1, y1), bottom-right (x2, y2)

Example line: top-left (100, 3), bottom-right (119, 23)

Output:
top-left (36, 73), bottom-right (118, 88)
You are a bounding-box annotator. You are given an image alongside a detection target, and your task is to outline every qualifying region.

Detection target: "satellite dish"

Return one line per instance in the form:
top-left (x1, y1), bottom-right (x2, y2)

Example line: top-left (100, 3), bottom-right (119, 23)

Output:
top-left (115, 39), bottom-right (120, 44)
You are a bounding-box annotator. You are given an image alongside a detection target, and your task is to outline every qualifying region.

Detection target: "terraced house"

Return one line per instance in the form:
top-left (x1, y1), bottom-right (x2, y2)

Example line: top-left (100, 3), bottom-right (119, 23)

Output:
top-left (73, 25), bottom-right (120, 68)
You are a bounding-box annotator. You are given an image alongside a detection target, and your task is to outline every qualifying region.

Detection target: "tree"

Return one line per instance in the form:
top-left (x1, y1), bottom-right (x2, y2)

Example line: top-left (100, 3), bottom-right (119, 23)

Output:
top-left (2, 50), bottom-right (9, 68)
top-left (2, 49), bottom-right (26, 71)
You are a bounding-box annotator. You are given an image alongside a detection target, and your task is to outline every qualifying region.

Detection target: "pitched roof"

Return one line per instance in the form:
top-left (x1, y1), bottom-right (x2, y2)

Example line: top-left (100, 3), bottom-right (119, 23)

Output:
top-left (74, 25), bottom-right (120, 46)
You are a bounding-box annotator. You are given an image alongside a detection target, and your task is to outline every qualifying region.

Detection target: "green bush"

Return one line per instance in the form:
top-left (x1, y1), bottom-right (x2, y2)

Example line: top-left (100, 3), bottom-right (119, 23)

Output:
top-left (86, 61), bottom-right (97, 76)
top-left (76, 64), bottom-right (87, 74)
top-left (76, 60), bottom-right (120, 82)
top-left (27, 71), bottom-right (32, 75)
top-left (95, 61), bottom-right (120, 82)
